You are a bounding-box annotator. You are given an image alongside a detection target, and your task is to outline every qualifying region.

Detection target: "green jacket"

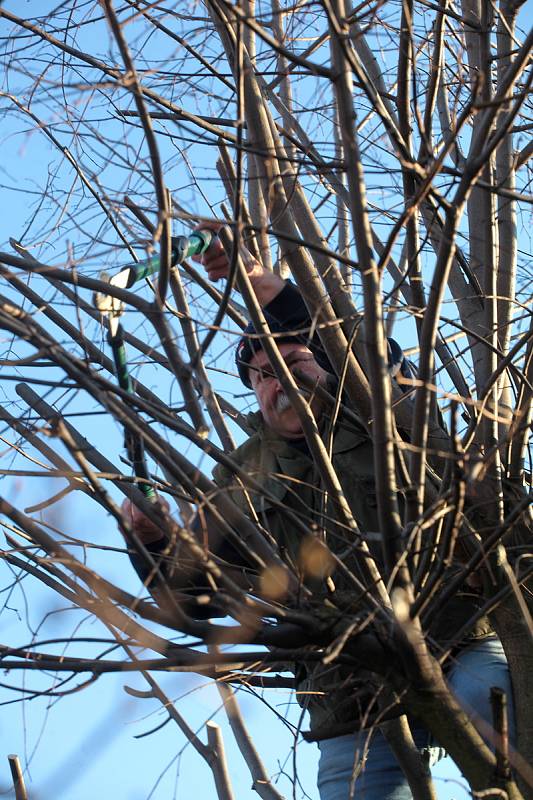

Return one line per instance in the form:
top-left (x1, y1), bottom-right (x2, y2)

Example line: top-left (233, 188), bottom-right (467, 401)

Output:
top-left (212, 410), bottom-right (493, 740)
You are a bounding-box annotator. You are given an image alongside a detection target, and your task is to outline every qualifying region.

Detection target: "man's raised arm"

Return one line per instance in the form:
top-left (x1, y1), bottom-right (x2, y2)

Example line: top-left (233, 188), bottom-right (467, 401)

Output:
top-left (193, 222), bottom-right (285, 307)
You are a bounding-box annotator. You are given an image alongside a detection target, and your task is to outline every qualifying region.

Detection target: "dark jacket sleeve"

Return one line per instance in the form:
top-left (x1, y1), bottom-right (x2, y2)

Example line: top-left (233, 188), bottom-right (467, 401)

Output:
top-left (264, 281), bottom-right (333, 374)
top-left (264, 280), bottom-right (312, 330)
top-left (128, 511), bottom-right (252, 619)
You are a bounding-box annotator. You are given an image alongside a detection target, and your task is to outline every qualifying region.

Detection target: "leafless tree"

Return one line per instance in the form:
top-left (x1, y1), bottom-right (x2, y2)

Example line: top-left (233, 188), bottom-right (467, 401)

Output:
top-left (0, 2), bottom-right (531, 799)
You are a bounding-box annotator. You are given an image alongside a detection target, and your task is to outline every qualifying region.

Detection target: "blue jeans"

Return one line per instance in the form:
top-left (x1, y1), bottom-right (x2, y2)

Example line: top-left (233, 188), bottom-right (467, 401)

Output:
top-left (317, 638), bottom-right (515, 800)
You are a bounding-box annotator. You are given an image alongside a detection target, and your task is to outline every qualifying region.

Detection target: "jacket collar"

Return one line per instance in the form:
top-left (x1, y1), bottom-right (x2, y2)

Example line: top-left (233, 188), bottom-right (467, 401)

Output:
top-left (245, 410), bottom-right (368, 458)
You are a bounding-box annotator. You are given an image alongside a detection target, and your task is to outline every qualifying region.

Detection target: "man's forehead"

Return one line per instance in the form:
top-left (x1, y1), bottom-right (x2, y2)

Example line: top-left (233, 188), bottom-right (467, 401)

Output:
top-left (249, 342), bottom-right (313, 369)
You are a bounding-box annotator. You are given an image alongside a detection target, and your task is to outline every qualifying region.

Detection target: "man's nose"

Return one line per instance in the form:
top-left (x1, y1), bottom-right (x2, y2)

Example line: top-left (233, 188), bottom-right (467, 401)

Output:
top-left (269, 374), bottom-right (284, 395)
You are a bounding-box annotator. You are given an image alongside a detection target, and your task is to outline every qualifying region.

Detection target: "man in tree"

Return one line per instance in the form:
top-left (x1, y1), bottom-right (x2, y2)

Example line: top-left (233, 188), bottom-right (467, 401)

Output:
top-left (123, 229), bottom-right (514, 800)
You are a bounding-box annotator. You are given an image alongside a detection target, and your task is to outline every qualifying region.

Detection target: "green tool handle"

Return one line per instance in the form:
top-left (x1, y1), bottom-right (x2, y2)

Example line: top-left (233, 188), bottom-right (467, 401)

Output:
top-left (112, 230), bottom-right (214, 290)
top-left (108, 328), bottom-right (133, 394)
top-left (172, 229), bottom-right (214, 265)
top-left (108, 325), bottom-right (156, 502)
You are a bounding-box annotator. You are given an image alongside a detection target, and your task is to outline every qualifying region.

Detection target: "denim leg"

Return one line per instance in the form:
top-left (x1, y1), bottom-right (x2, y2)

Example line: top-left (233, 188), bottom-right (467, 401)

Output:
top-left (316, 639), bottom-right (514, 799)
top-left (446, 636), bottom-right (516, 745)
top-left (317, 727), bottom-right (432, 800)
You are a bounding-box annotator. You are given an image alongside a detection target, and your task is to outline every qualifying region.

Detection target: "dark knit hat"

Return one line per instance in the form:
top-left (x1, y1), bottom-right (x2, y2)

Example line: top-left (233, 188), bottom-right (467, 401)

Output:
top-left (236, 316), bottom-right (412, 392)
top-left (236, 314), bottom-right (311, 389)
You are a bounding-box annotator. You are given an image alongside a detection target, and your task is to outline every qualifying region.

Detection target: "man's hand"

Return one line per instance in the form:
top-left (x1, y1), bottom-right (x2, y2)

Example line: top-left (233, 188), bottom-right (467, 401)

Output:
top-left (198, 234), bottom-right (230, 282)
top-left (192, 221), bottom-right (262, 281)
top-left (121, 497), bottom-right (170, 544)
top-left (192, 222), bottom-right (285, 307)
top-left (191, 222), bottom-right (233, 282)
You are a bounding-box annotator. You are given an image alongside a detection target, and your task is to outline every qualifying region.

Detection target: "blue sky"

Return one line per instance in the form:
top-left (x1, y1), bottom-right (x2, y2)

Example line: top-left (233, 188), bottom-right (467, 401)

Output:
top-left (1, 1), bottom-right (530, 797)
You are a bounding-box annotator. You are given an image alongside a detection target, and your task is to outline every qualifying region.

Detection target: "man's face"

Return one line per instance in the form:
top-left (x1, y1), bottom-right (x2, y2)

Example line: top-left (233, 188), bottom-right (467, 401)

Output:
top-left (249, 343), bottom-right (329, 438)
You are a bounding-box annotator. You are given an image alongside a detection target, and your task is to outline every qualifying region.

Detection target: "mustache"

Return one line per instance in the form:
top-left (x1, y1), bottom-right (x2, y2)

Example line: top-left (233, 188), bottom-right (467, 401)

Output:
top-left (274, 393), bottom-right (292, 414)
